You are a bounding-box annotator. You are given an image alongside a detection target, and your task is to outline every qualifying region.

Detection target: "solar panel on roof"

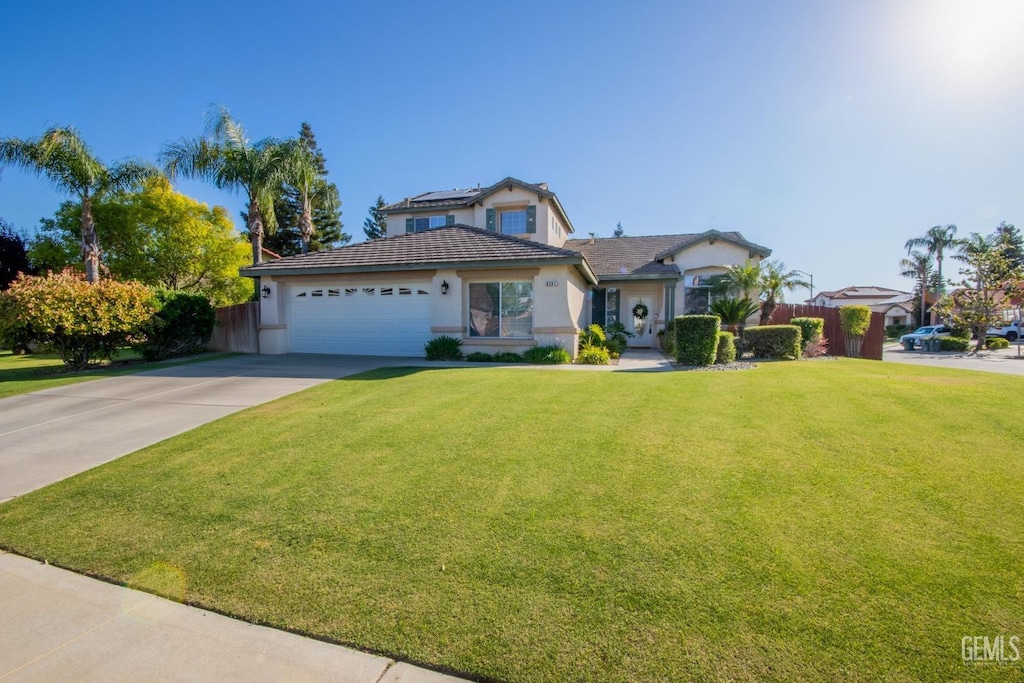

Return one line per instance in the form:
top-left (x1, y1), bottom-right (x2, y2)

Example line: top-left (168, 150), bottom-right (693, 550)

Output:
top-left (411, 189), bottom-right (480, 202)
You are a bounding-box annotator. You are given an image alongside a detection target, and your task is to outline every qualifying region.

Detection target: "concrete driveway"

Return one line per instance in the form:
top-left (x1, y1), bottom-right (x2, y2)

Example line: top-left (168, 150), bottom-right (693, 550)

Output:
top-left (0, 354), bottom-right (415, 502)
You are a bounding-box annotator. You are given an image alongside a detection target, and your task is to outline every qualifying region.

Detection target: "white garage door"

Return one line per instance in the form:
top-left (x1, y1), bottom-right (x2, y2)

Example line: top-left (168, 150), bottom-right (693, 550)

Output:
top-left (288, 283), bottom-right (434, 356)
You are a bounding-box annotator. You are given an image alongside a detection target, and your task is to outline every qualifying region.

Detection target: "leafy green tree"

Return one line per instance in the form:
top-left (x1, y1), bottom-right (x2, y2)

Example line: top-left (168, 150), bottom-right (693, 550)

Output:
top-left (363, 195), bottom-right (388, 240)
top-left (0, 127), bottom-right (157, 283)
top-left (905, 224), bottom-right (958, 302)
top-left (264, 123), bottom-right (347, 256)
top-left (938, 232), bottom-right (1023, 352)
top-left (0, 218), bottom-right (34, 289)
top-left (161, 106), bottom-right (290, 266)
top-left (757, 260), bottom-right (809, 324)
top-left (29, 178), bottom-right (252, 306)
top-left (899, 251), bottom-right (934, 327)
top-left (613, 222), bottom-right (625, 238)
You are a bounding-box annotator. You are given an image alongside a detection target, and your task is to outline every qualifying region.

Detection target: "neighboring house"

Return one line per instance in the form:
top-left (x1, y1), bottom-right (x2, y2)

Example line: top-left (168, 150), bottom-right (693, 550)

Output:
top-left (870, 293), bottom-right (915, 328)
top-left (807, 286), bottom-right (915, 328)
top-left (808, 285), bottom-right (910, 308)
top-left (241, 177), bottom-right (771, 357)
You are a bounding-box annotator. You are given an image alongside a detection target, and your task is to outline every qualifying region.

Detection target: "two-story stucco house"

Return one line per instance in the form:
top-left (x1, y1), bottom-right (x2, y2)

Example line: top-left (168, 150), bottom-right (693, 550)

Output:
top-left (242, 177), bottom-right (771, 358)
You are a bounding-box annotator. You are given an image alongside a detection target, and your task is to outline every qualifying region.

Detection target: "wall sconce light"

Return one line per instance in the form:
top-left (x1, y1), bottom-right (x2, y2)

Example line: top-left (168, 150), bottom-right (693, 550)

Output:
top-left (261, 285), bottom-right (271, 299)
top-left (441, 280), bottom-right (449, 295)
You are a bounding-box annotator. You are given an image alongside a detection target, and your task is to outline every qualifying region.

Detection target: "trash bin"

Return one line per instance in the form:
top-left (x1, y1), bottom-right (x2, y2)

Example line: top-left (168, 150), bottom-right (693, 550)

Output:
top-left (923, 337), bottom-right (941, 352)
top-left (903, 339), bottom-right (916, 351)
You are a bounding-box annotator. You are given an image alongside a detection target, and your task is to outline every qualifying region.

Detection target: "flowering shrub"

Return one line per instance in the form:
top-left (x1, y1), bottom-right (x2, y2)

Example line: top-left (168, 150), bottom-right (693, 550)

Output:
top-left (0, 270), bottom-right (154, 369)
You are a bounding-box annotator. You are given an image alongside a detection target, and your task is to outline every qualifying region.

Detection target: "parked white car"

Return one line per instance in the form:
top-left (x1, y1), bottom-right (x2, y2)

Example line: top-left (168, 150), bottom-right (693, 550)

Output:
top-left (986, 320), bottom-right (1021, 341)
top-left (899, 325), bottom-right (951, 349)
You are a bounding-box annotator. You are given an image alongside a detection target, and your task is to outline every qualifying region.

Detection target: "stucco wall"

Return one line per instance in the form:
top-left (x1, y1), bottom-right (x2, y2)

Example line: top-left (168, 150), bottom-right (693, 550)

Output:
top-left (385, 186), bottom-right (569, 247)
top-left (663, 239), bottom-right (765, 319)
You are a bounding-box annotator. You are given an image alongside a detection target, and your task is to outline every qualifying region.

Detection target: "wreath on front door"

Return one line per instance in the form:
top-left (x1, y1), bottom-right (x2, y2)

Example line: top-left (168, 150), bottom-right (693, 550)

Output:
top-left (632, 302), bottom-right (649, 321)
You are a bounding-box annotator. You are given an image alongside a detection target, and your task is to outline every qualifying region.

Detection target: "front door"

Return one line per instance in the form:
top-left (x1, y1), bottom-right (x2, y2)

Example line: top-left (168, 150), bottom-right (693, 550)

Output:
top-left (627, 295), bottom-right (653, 347)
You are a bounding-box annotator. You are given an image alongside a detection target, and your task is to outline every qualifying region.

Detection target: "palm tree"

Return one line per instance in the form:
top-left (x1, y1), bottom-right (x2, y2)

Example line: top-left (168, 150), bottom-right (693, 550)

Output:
top-left (905, 224), bottom-right (958, 300)
top-left (758, 260), bottom-right (810, 325)
top-left (710, 297), bottom-right (760, 335)
top-left (0, 127), bottom-right (157, 283)
top-left (899, 251), bottom-right (933, 327)
top-left (724, 260), bottom-right (762, 300)
top-left (161, 106), bottom-right (290, 265)
top-left (282, 140), bottom-right (340, 255)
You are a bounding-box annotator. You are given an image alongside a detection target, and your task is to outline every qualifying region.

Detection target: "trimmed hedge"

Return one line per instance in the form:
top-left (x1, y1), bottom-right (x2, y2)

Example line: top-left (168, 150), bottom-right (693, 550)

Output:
top-left (523, 345), bottom-right (571, 364)
top-left (494, 351), bottom-right (524, 363)
top-left (715, 331), bottom-right (736, 364)
top-left (790, 317), bottom-right (824, 348)
top-left (839, 306), bottom-right (871, 336)
top-left (674, 315), bottom-right (720, 366)
top-left (465, 351), bottom-right (494, 362)
top-left (939, 337), bottom-right (970, 352)
top-left (986, 337), bottom-right (1010, 350)
top-left (744, 325), bottom-right (802, 360)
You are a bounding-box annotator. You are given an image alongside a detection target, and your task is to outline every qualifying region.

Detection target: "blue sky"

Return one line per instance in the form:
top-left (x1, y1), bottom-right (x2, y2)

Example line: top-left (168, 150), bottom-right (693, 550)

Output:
top-left (2, 0), bottom-right (1022, 296)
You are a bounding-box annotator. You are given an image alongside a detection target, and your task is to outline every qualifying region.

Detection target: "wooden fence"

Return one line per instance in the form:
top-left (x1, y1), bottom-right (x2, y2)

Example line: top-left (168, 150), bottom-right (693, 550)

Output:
top-left (209, 302), bottom-right (259, 353)
top-left (769, 304), bottom-right (885, 361)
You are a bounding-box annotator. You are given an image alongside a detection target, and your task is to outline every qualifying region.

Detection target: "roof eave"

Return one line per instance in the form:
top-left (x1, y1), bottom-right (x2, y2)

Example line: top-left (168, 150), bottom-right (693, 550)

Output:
top-left (654, 230), bottom-right (773, 261)
top-left (241, 256), bottom-right (588, 279)
top-left (595, 273), bottom-right (681, 283)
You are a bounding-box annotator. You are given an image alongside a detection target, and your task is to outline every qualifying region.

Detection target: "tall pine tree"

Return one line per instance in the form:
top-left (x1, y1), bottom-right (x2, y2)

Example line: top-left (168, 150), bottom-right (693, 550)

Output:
top-left (262, 123), bottom-right (348, 256)
top-left (993, 221), bottom-right (1023, 280)
top-left (363, 195), bottom-right (388, 240)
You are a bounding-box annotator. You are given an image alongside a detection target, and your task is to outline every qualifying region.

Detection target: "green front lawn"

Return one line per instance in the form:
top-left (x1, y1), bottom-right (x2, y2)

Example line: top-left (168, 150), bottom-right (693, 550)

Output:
top-left (0, 350), bottom-right (233, 400)
top-left (0, 361), bottom-right (1020, 681)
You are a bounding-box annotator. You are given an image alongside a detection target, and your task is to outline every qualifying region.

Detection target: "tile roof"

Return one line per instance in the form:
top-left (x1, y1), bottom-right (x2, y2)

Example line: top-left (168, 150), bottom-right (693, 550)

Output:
top-left (564, 230), bottom-right (769, 279)
top-left (241, 225), bottom-right (589, 277)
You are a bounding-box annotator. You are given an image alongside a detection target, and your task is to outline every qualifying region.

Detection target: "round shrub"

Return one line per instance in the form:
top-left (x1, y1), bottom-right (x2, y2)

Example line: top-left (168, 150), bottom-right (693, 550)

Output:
top-left (985, 337), bottom-right (1010, 350)
top-left (744, 325), bottom-right (802, 360)
top-left (0, 270), bottom-right (154, 369)
top-left (577, 345), bottom-right (610, 365)
top-left (675, 315), bottom-right (720, 366)
top-left (715, 331), bottom-right (736, 364)
top-left (465, 351), bottom-right (494, 362)
top-left (493, 351), bottom-right (524, 363)
top-left (523, 345), bottom-right (571, 364)
top-left (136, 290), bottom-right (216, 361)
top-left (424, 335), bottom-right (463, 360)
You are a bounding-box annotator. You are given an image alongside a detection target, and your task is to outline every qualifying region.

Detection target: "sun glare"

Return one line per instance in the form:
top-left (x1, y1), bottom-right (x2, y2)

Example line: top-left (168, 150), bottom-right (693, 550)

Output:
top-left (904, 0), bottom-right (1024, 90)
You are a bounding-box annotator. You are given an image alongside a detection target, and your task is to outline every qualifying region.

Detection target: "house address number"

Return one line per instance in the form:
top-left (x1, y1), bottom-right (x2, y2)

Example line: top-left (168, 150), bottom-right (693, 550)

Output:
top-left (545, 280), bottom-right (559, 287)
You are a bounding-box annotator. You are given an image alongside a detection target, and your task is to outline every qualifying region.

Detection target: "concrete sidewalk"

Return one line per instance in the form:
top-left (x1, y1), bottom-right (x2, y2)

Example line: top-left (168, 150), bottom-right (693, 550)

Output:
top-left (0, 552), bottom-right (465, 682)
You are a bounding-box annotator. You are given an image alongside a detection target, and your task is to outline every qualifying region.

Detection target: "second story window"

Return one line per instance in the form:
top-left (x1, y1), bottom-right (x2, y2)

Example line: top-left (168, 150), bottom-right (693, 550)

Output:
top-left (414, 215), bottom-right (448, 232)
top-left (500, 209), bottom-right (528, 235)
